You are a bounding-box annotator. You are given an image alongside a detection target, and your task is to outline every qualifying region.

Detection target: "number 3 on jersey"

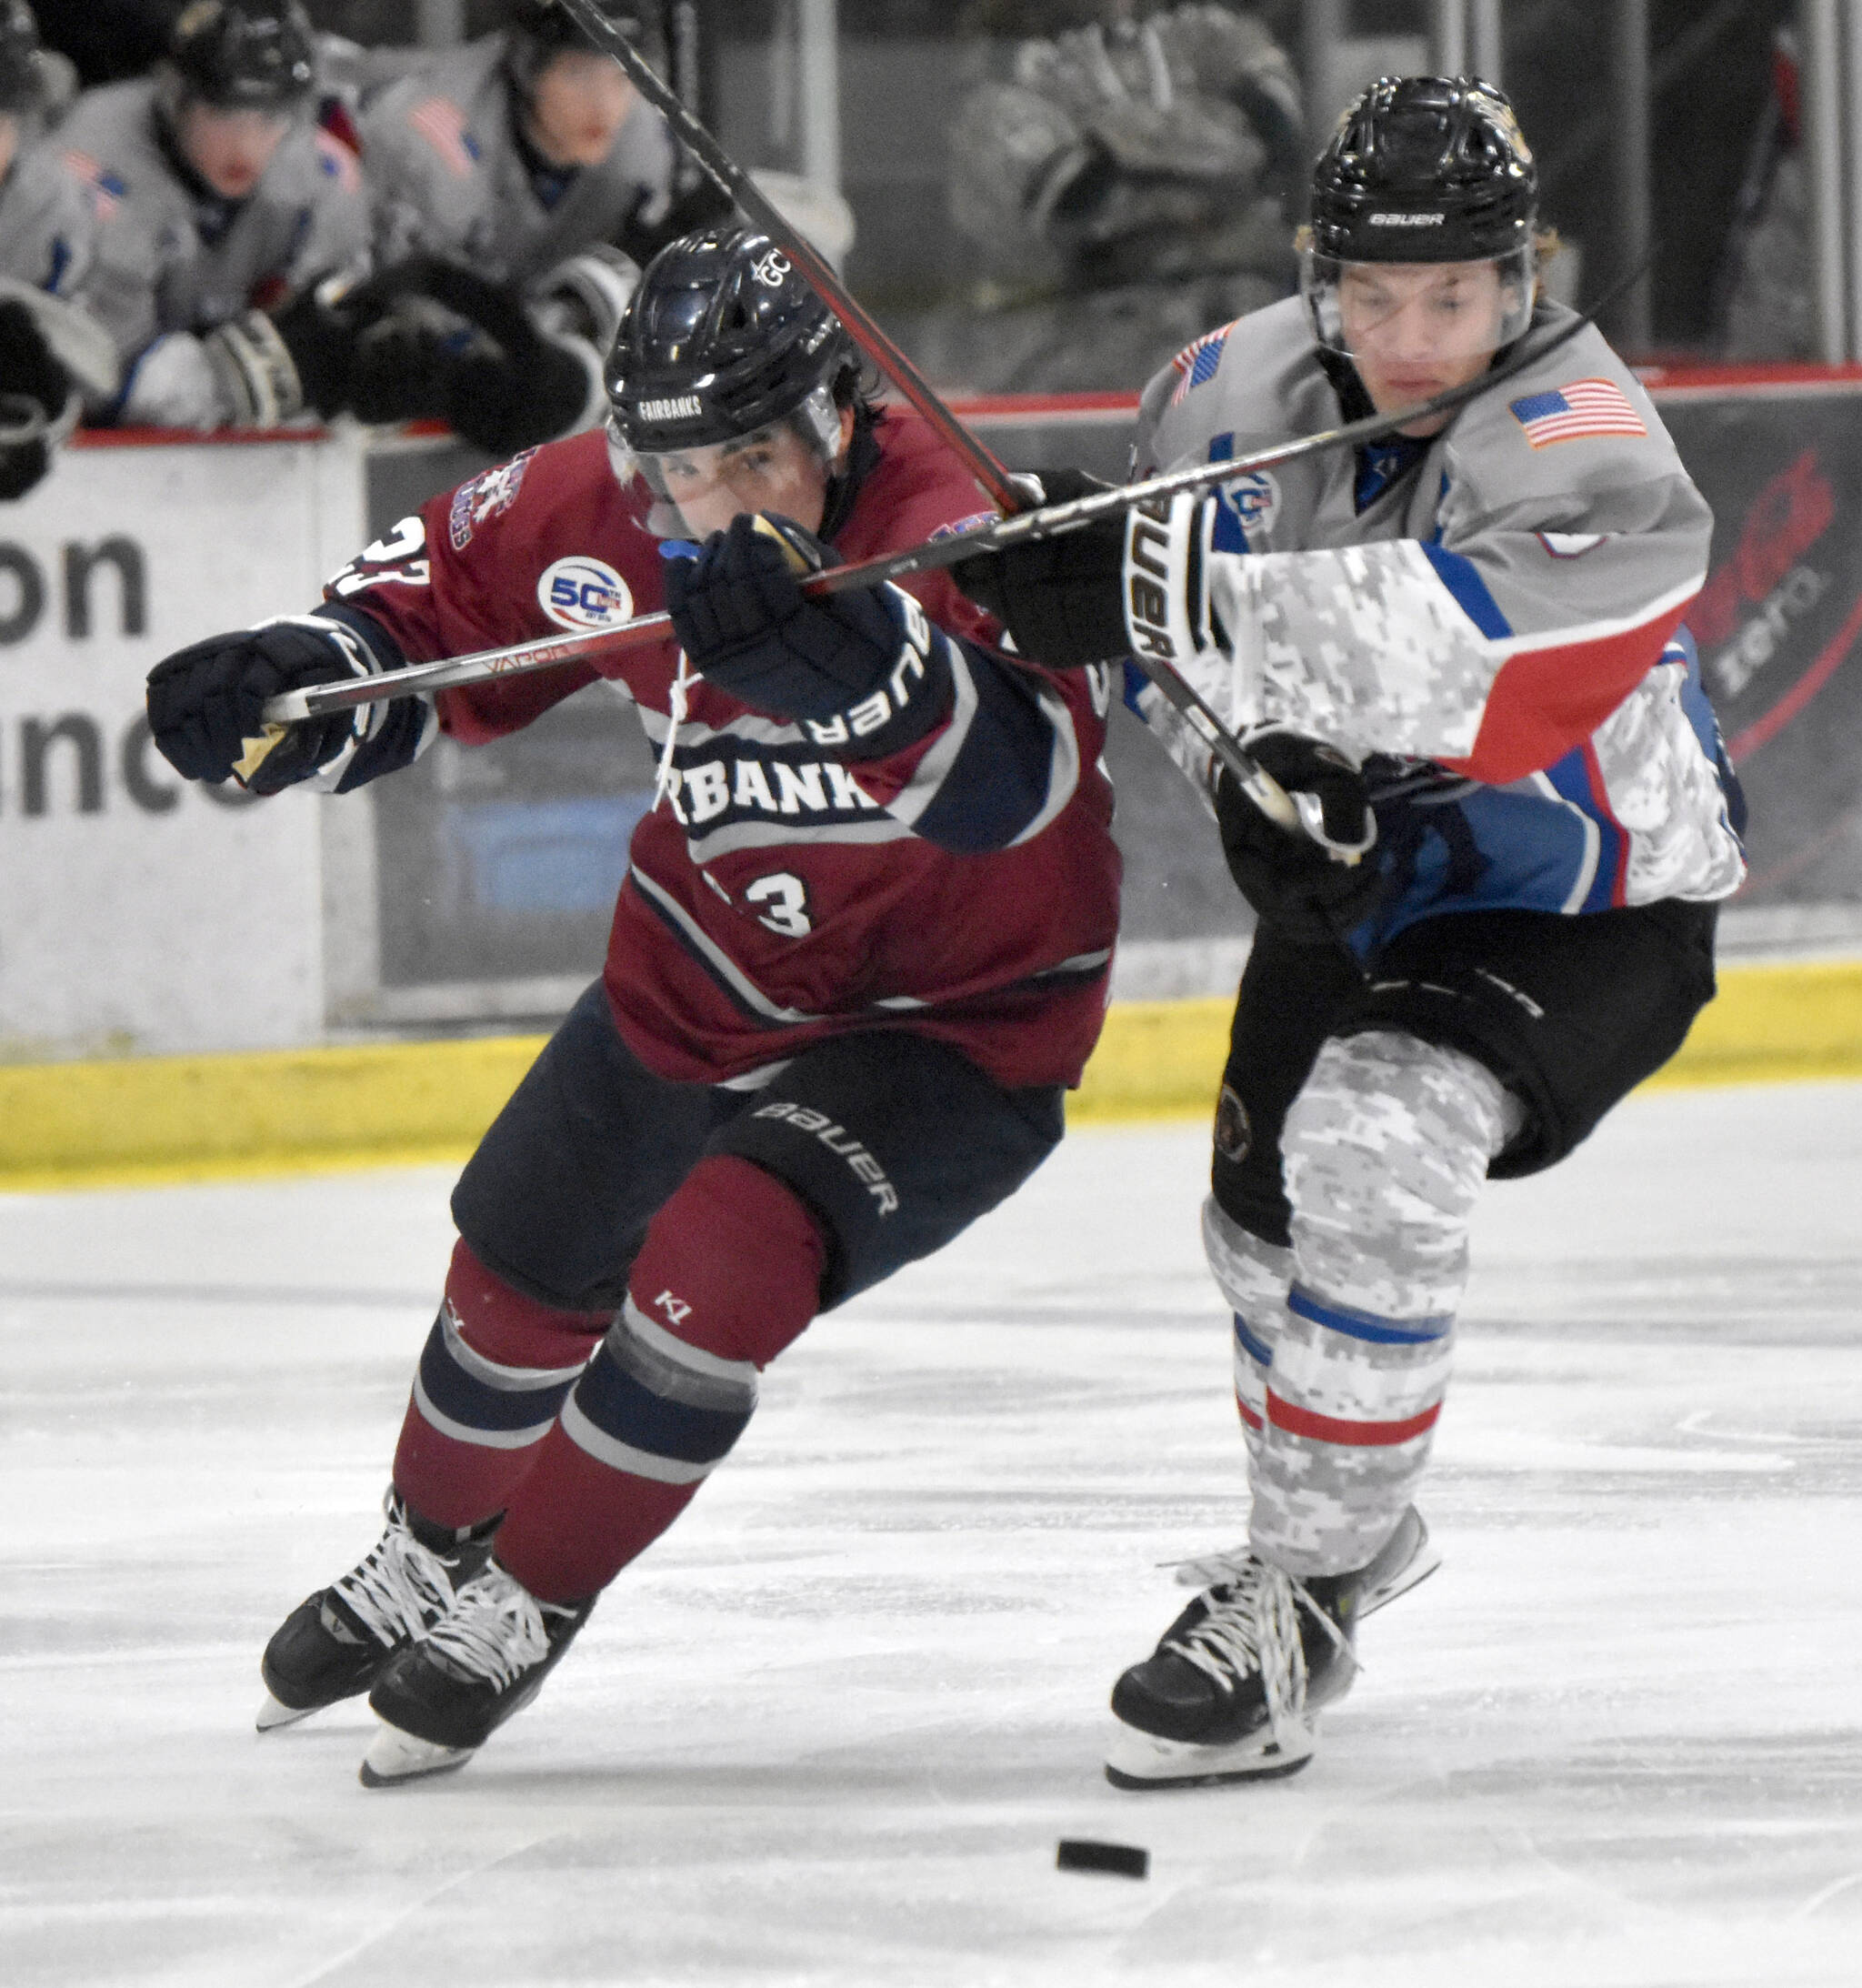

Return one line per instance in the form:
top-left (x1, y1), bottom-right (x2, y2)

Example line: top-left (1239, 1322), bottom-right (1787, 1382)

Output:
top-left (743, 872), bottom-right (812, 938)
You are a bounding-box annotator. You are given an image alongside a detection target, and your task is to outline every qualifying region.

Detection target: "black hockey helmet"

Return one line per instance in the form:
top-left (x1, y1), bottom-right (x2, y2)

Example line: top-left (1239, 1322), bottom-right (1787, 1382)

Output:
top-left (1304, 75), bottom-right (1538, 355)
top-left (1309, 75), bottom-right (1537, 264)
top-left (167, 0), bottom-right (316, 113)
top-left (606, 226), bottom-right (856, 459)
top-left (506, 0), bottom-right (664, 91)
top-left (0, 0), bottom-right (43, 115)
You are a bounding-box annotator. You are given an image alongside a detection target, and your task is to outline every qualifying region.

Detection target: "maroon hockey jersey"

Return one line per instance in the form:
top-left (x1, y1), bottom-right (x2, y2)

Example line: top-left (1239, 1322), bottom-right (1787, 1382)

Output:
top-left (320, 409), bottom-right (1122, 1091)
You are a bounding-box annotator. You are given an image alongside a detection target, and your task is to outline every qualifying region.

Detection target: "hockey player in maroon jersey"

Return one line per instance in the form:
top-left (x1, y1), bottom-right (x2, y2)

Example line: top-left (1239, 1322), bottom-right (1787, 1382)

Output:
top-left (144, 226), bottom-right (1121, 1786)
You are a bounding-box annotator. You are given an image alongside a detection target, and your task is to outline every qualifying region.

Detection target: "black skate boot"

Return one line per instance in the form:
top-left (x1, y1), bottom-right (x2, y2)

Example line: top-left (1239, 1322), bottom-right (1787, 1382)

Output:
top-left (1105, 1505), bottom-right (1438, 1790)
top-left (257, 1491), bottom-right (498, 1732)
top-left (359, 1560), bottom-right (595, 1787)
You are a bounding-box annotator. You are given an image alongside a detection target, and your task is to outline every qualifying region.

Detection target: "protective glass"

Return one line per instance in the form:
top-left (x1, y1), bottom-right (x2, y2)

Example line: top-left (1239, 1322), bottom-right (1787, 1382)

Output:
top-left (1301, 245), bottom-right (1537, 359)
top-left (620, 383), bottom-right (844, 516)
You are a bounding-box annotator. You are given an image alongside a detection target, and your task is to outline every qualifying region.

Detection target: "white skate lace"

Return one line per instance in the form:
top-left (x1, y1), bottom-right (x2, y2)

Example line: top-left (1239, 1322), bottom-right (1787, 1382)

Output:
top-left (331, 1501), bottom-right (457, 1647)
top-left (422, 1564), bottom-right (553, 1690)
top-left (1161, 1552), bottom-right (1358, 1743)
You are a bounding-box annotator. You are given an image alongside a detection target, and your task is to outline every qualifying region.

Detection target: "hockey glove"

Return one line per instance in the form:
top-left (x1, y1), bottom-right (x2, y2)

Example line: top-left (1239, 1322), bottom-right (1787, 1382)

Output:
top-left (345, 259), bottom-right (593, 453)
top-left (949, 467), bottom-right (1130, 667)
top-left (0, 298), bottom-right (75, 499)
top-left (665, 513), bottom-right (952, 757)
top-left (1215, 728), bottom-right (1386, 948)
top-left (146, 617), bottom-right (376, 794)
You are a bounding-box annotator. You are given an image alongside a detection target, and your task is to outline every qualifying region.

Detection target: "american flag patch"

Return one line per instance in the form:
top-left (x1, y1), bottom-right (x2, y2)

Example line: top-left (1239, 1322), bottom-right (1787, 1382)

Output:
top-left (410, 97), bottom-right (480, 178)
top-left (1508, 377), bottom-right (1647, 448)
top-left (1169, 323), bottom-right (1234, 407)
top-left (62, 149), bottom-right (125, 220)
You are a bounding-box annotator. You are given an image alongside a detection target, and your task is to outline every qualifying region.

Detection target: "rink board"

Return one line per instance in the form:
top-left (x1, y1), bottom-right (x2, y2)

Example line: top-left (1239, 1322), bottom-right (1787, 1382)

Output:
top-left (0, 952), bottom-right (1857, 1190)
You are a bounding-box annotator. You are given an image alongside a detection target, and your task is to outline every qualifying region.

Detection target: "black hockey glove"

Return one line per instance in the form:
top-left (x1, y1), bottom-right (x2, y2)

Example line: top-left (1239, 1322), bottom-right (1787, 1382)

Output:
top-left (146, 618), bottom-right (371, 794)
top-left (665, 513), bottom-right (952, 757)
top-left (1215, 730), bottom-right (1386, 948)
top-left (344, 259), bottom-right (591, 454)
top-left (949, 468), bottom-right (1130, 667)
top-left (0, 298), bottom-right (74, 500)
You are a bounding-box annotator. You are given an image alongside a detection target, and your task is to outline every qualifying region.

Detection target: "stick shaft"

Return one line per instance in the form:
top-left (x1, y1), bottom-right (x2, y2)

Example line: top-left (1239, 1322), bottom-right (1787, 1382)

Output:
top-left (556, 0), bottom-right (1021, 514)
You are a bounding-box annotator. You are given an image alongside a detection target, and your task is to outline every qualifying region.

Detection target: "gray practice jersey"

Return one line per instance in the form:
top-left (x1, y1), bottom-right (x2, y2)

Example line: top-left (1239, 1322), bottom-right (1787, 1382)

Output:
top-left (360, 32), bottom-right (676, 291)
top-left (1126, 296), bottom-right (1745, 929)
top-left (55, 79), bottom-right (370, 426)
top-left (0, 140), bottom-right (98, 297)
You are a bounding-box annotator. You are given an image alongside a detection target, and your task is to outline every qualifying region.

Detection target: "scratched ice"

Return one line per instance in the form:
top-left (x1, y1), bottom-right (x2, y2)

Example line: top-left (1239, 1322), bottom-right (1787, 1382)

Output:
top-left (4, 1079), bottom-right (1860, 1988)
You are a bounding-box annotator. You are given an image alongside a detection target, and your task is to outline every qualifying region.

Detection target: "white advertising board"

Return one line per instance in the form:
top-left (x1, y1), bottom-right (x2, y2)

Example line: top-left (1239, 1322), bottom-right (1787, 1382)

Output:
top-left (0, 431), bottom-right (366, 1059)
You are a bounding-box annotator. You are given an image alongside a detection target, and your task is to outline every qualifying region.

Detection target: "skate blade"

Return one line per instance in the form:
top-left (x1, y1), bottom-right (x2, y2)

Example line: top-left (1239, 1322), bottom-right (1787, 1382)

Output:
top-left (1104, 1716), bottom-right (1316, 1791)
top-left (359, 1724), bottom-right (476, 1788)
top-left (255, 1689), bottom-right (315, 1732)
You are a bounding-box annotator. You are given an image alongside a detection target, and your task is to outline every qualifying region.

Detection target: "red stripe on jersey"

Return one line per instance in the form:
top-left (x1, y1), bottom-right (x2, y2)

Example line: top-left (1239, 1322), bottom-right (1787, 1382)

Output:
top-left (1266, 1391), bottom-right (1441, 1447)
top-left (1442, 591), bottom-right (1697, 784)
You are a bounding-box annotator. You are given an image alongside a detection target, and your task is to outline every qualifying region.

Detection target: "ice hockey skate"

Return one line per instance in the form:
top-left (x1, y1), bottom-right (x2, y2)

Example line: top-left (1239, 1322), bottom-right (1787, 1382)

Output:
top-left (1105, 1506), bottom-right (1439, 1790)
top-left (359, 1560), bottom-right (595, 1786)
top-left (256, 1491), bottom-right (497, 1732)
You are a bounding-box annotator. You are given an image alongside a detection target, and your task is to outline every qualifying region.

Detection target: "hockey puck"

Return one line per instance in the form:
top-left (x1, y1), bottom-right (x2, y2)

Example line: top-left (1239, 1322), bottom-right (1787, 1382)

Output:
top-left (1056, 1838), bottom-right (1148, 1879)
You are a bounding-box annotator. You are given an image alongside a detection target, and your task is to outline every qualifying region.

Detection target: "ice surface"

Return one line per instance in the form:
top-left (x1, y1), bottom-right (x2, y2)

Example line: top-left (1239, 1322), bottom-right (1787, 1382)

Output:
top-left (4, 1080), bottom-right (1860, 1987)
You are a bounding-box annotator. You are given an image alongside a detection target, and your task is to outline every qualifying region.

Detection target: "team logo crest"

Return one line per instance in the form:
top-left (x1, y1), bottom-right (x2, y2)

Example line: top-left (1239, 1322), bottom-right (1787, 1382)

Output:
top-left (1220, 470), bottom-right (1280, 544)
top-left (752, 248), bottom-right (791, 287)
top-left (1214, 1084), bottom-right (1252, 1164)
top-left (537, 557), bottom-right (635, 632)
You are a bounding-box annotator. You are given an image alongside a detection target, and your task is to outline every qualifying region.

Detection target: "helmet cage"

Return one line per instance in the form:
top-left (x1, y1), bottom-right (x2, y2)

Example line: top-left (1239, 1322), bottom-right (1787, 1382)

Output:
top-left (1301, 241), bottom-right (1537, 356)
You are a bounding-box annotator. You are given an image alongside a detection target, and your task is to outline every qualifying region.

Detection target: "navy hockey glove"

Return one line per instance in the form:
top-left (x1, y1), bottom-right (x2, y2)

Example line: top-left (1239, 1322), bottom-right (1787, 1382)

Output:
top-left (1215, 730), bottom-right (1386, 948)
top-left (665, 513), bottom-right (953, 758)
top-left (146, 617), bottom-right (374, 795)
top-left (949, 469), bottom-right (1130, 667)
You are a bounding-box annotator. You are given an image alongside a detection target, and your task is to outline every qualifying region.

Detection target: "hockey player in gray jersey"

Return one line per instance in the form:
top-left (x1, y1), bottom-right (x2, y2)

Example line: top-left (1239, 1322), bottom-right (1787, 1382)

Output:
top-left (956, 77), bottom-right (1746, 1788)
top-left (56, 0), bottom-right (368, 430)
top-left (345, 0), bottom-right (728, 455)
top-left (0, 0), bottom-right (115, 494)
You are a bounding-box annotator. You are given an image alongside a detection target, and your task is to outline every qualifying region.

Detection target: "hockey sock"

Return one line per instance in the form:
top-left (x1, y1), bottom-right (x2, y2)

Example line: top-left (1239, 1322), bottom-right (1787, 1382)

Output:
top-left (491, 1156), bottom-right (828, 1602)
top-left (390, 1240), bottom-right (614, 1531)
top-left (1201, 1195), bottom-right (1293, 1465)
top-left (1249, 1029), bottom-right (1521, 1577)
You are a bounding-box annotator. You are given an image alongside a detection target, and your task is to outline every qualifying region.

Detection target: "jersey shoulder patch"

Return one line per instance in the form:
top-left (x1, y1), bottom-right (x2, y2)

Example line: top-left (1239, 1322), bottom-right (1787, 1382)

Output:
top-left (1168, 319), bottom-right (1237, 407)
top-left (406, 96), bottom-right (482, 178)
top-left (1507, 377), bottom-right (1648, 449)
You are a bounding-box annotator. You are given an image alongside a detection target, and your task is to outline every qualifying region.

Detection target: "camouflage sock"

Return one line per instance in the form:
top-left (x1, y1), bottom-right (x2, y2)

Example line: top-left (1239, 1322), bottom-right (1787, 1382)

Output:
top-left (1248, 1029), bottom-right (1520, 1576)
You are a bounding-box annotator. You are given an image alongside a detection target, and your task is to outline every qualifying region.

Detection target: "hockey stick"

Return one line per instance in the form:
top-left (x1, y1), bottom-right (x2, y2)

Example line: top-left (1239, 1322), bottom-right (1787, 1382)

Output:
top-left (547, 0), bottom-right (1314, 832)
top-left (266, 278), bottom-right (1618, 717)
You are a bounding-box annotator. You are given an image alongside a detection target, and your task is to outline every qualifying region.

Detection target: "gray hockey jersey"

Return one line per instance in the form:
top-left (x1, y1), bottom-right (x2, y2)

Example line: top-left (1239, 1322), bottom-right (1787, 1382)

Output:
top-left (55, 79), bottom-right (370, 426)
top-left (0, 140), bottom-right (98, 298)
top-left (1127, 296), bottom-right (1746, 931)
top-left (359, 32), bottom-right (676, 292)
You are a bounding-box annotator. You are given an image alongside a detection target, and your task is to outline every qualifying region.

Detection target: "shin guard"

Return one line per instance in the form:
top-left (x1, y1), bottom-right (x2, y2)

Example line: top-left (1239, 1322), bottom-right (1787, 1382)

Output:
top-left (392, 1240), bottom-right (612, 1531)
top-left (1248, 1030), bottom-right (1519, 1576)
top-left (492, 1156), bottom-right (827, 1602)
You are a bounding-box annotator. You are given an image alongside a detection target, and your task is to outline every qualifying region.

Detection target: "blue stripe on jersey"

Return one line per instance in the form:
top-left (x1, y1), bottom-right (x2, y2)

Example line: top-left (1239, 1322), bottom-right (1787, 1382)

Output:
top-left (908, 644), bottom-right (1066, 854)
top-left (1540, 743), bottom-right (1627, 912)
top-left (572, 1338), bottom-right (752, 1467)
top-left (1288, 1283), bottom-right (1451, 1344)
top-left (1233, 1311), bottom-right (1275, 1370)
top-left (415, 1323), bottom-right (577, 1434)
top-left (1419, 543), bottom-right (1514, 639)
top-left (1206, 433), bottom-right (1248, 554)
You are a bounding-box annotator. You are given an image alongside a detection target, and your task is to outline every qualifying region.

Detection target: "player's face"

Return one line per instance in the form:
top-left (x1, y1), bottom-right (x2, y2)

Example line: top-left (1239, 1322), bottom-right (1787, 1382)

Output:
top-left (646, 409), bottom-right (853, 539)
top-left (1338, 259), bottom-right (1510, 436)
top-left (177, 103), bottom-right (292, 198)
top-left (526, 52), bottom-right (636, 168)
